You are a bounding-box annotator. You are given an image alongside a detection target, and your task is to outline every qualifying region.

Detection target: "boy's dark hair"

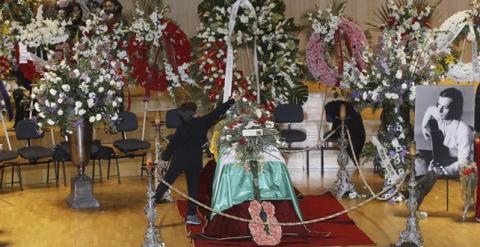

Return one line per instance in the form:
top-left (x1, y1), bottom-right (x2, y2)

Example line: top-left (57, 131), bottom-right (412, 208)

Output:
top-left (439, 87), bottom-right (463, 120)
top-left (179, 102), bottom-right (197, 113)
top-left (178, 102), bottom-right (197, 123)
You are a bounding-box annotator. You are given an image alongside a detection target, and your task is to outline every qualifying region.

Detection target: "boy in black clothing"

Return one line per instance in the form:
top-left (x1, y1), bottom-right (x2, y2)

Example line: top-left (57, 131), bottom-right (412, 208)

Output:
top-left (154, 98), bottom-right (236, 225)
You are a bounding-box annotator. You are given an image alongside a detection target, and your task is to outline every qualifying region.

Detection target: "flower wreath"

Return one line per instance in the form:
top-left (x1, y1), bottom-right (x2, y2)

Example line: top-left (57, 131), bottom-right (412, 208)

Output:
top-left (306, 2), bottom-right (367, 87)
top-left (195, 0), bottom-right (307, 108)
top-left (0, 14), bottom-right (14, 79)
top-left (435, 9), bottom-right (480, 82)
top-left (307, 18), bottom-right (367, 87)
top-left (128, 5), bottom-right (193, 101)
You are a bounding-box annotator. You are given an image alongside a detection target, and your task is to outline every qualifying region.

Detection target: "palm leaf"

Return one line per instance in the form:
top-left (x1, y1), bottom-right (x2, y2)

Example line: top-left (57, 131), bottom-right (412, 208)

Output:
top-left (289, 84), bottom-right (309, 105)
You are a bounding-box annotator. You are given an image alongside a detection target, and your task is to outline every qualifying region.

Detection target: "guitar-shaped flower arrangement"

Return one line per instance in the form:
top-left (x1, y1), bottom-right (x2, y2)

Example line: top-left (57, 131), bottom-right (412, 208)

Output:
top-left (247, 160), bottom-right (282, 246)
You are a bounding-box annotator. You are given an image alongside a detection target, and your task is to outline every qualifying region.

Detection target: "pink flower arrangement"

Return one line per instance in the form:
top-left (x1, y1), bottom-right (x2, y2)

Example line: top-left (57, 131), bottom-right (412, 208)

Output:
top-left (248, 200), bottom-right (282, 246)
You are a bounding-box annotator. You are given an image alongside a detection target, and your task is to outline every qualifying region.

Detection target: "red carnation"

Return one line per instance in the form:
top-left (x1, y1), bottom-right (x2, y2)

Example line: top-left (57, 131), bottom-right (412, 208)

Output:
top-left (239, 138), bottom-right (246, 145)
top-left (463, 168), bottom-right (475, 176)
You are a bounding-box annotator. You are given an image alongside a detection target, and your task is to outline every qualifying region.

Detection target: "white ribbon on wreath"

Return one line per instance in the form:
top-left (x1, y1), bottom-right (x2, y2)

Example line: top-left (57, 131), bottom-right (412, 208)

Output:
top-left (223, 0), bottom-right (261, 103)
top-left (435, 10), bottom-right (480, 82)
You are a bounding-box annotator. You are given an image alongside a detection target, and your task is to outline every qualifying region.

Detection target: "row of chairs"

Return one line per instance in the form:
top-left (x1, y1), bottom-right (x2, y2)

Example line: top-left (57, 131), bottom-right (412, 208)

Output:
top-left (274, 103), bottom-right (354, 175)
top-left (0, 111), bottom-right (151, 191)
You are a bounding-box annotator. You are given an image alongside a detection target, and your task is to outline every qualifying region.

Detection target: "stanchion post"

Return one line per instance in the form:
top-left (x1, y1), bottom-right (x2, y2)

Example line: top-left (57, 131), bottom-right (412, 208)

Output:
top-left (334, 104), bottom-right (356, 199)
top-left (395, 142), bottom-right (423, 247)
top-left (142, 153), bottom-right (166, 247)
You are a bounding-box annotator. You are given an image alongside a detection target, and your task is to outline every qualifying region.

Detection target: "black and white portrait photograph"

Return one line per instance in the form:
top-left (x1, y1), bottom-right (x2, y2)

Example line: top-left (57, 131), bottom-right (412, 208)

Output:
top-left (414, 85), bottom-right (475, 177)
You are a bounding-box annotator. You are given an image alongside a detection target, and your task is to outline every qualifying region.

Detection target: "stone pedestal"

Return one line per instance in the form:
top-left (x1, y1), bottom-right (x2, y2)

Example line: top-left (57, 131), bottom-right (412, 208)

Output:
top-left (67, 175), bottom-right (100, 209)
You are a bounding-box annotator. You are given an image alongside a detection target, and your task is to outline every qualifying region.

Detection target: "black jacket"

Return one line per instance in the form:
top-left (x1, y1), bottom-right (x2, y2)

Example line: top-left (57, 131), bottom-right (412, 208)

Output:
top-left (324, 100), bottom-right (366, 163)
top-left (162, 99), bottom-right (235, 170)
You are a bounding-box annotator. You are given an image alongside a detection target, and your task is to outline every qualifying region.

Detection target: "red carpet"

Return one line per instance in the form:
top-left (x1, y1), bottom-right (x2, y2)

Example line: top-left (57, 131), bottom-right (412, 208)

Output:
top-left (175, 192), bottom-right (375, 246)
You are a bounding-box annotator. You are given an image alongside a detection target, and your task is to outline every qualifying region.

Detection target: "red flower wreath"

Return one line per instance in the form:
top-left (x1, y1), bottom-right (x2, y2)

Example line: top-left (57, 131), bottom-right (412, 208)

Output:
top-left (0, 56), bottom-right (12, 79)
top-left (197, 39), bottom-right (258, 104)
top-left (127, 19), bottom-right (192, 96)
top-left (307, 17), bottom-right (367, 87)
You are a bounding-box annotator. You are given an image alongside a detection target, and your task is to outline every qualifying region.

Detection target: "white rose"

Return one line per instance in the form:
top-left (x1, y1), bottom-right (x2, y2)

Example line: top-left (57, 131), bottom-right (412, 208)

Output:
top-left (78, 109), bottom-right (86, 115)
top-left (395, 70), bottom-right (403, 79)
top-left (62, 84), bottom-right (70, 92)
top-left (240, 15), bottom-right (249, 23)
top-left (98, 87), bottom-right (105, 93)
top-left (111, 114), bottom-right (118, 121)
top-left (72, 69), bottom-right (80, 78)
top-left (255, 109), bottom-right (262, 118)
top-left (57, 109), bottom-right (64, 116)
top-left (87, 99), bottom-right (95, 108)
top-left (89, 116), bottom-right (96, 123)
top-left (75, 101), bottom-right (82, 109)
top-left (47, 119), bottom-right (55, 125)
top-left (96, 114), bottom-right (102, 121)
top-left (112, 101), bottom-right (118, 107)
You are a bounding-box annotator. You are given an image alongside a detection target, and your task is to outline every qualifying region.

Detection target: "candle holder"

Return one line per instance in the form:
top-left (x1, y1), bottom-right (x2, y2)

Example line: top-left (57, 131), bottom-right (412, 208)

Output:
top-left (334, 104), bottom-right (356, 199)
top-left (142, 153), bottom-right (166, 247)
top-left (395, 142), bottom-right (423, 247)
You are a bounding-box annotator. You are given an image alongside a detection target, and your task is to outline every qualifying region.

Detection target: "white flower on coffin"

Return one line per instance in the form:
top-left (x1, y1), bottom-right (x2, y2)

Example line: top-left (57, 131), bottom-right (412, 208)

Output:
top-left (244, 121), bottom-right (260, 129)
top-left (265, 121), bottom-right (274, 128)
top-left (89, 116), bottom-right (96, 123)
top-left (255, 109), bottom-right (262, 118)
top-left (240, 15), bottom-right (249, 23)
top-left (47, 119), bottom-right (55, 126)
top-left (58, 109), bottom-right (64, 116)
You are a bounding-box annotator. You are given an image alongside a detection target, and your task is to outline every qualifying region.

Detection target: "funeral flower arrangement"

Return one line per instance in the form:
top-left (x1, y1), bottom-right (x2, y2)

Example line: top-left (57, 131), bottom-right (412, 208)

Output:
top-left (343, 0), bottom-right (442, 172)
top-left (128, 1), bottom-right (195, 102)
top-left (11, 5), bottom-right (69, 48)
top-left (32, 13), bottom-right (128, 135)
top-left (459, 161), bottom-right (477, 212)
top-left (0, 0), bottom-right (41, 79)
top-left (194, 0), bottom-right (307, 110)
top-left (433, 0), bottom-right (480, 82)
top-left (306, 0), bottom-right (367, 87)
top-left (0, 12), bottom-right (14, 79)
top-left (218, 98), bottom-right (283, 167)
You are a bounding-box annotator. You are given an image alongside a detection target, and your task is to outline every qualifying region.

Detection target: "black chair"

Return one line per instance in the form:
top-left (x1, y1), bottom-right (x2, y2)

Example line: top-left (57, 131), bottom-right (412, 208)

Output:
top-left (15, 119), bottom-right (55, 187)
top-left (0, 150), bottom-right (19, 191)
top-left (91, 139), bottom-right (120, 184)
top-left (0, 112), bottom-right (20, 191)
top-left (113, 112), bottom-right (151, 177)
top-left (274, 104), bottom-right (309, 171)
top-left (165, 108), bottom-right (181, 142)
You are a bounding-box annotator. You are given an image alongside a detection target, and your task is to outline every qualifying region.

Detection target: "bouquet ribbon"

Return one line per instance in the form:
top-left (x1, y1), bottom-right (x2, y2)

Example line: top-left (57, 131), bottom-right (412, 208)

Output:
top-left (223, 0), bottom-right (260, 103)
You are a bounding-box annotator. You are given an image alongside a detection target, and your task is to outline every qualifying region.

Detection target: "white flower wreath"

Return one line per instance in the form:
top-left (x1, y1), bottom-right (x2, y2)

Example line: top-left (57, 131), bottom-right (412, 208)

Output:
top-left (435, 9), bottom-right (480, 82)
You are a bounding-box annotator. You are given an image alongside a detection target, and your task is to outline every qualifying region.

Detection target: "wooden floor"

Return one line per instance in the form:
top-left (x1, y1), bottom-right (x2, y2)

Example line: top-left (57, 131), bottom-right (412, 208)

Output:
top-left (1, 162), bottom-right (480, 247)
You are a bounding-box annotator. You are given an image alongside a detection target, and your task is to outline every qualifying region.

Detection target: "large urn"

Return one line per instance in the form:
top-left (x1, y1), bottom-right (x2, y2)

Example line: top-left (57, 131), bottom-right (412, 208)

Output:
top-left (66, 120), bottom-right (100, 209)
